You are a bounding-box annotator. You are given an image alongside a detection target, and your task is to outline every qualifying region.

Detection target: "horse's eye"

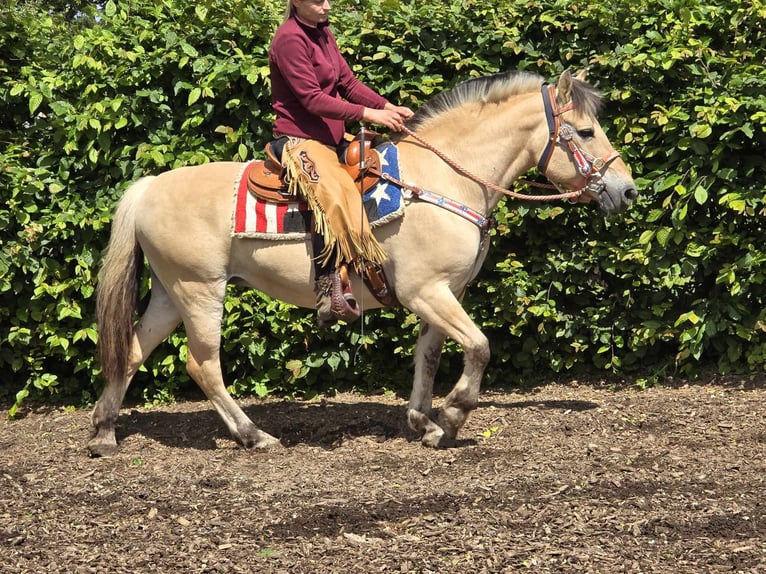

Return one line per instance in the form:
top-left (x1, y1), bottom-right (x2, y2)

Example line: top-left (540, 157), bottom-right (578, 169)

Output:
top-left (577, 128), bottom-right (595, 139)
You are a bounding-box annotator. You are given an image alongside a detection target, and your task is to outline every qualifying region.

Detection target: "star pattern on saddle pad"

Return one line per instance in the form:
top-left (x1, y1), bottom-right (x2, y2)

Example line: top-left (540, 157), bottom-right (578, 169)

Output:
top-left (364, 144), bottom-right (404, 227)
top-left (234, 148), bottom-right (405, 239)
top-left (369, 146), bottom-right (394, 206)
top-left (362, 144), bottom-right (404, 227)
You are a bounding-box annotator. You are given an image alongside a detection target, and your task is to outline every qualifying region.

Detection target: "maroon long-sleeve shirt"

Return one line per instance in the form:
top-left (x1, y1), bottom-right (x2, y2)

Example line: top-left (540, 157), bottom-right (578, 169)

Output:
top-left (269, 16), bottom-right (389, 146)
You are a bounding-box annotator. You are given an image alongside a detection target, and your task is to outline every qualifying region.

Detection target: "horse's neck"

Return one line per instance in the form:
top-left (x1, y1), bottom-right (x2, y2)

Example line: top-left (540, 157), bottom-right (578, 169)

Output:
top-left (397, 93), bottom-right (542, 215)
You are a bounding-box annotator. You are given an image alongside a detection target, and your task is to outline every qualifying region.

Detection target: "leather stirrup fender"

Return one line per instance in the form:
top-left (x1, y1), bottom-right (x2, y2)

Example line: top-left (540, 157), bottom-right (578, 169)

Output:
top-left (361, 261), bottom-right (398, 307)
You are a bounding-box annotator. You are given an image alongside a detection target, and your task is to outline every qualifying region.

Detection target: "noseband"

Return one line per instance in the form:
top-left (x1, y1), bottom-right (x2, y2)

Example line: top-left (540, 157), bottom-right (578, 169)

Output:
top-left (537, 83), bottom-right (621, 202)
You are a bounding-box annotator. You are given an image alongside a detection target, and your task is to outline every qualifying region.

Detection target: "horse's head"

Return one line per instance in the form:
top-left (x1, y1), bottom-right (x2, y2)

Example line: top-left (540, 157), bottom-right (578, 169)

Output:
top-left (537, 70), bottom-right (637, 215)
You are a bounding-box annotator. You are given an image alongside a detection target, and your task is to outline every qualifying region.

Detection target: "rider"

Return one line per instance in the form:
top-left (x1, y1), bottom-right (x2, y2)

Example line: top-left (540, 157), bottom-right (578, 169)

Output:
top-left (269, 0), bottom-right (413, 327)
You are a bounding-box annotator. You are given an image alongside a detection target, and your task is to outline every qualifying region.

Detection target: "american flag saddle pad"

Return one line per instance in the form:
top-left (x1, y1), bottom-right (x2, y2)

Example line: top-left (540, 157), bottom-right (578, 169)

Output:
top-left (231, 144), bottom-right (404, 239)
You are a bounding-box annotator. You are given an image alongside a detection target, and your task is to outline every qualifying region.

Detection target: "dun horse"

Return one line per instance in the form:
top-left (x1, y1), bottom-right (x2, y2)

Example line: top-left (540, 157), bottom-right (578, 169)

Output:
top-left (89, 70), bottom-right (637, 456)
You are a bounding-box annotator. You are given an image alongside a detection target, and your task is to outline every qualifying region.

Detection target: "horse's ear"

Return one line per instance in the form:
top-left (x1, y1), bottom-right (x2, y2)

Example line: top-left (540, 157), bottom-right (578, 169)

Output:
top-left (556, 70), bottom-right (573, 105)
top-left (574, 68), bottom-right (588, 82)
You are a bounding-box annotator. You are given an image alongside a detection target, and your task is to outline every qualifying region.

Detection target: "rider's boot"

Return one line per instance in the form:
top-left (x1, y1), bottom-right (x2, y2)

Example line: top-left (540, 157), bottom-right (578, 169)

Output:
top-left (312, 233), bottom-right (360, 328)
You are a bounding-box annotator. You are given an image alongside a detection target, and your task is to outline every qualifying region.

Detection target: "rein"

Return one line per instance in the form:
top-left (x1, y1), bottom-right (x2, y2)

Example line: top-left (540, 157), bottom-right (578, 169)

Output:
top-left (396, 81), bottom-right (622, 207)
top-left (366, 82), bottom-right (623, 235)
top-left (400, 125), bottom-right (583, 203)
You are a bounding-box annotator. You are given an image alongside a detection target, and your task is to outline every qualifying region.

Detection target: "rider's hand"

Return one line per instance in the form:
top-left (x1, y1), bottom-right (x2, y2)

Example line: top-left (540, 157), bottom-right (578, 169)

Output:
top-left (363, 105), bottom-right (414, 132)
top-left (384, 102), bottom-right (414, 120)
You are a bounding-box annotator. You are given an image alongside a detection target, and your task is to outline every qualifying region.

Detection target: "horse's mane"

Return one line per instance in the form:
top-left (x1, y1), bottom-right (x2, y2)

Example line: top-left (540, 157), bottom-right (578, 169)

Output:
top-left (404, 70), bottom-right (603, 132)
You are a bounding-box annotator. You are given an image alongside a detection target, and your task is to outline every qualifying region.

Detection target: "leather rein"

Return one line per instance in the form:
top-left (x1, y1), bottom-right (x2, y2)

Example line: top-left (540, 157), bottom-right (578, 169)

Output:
top-left (376, 82), bottom-right (622, 232)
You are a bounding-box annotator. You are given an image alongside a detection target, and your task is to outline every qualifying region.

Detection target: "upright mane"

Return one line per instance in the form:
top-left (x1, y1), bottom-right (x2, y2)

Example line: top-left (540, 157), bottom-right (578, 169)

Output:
top-left (404, 70), bottom-right (603, 132)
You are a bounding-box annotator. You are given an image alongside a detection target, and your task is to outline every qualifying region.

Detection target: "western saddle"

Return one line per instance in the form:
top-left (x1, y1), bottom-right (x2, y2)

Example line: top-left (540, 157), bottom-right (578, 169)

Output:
top-left (247, 134), bottom-right (384, 203)
top-left (246, 134), bottom-right (396, 307)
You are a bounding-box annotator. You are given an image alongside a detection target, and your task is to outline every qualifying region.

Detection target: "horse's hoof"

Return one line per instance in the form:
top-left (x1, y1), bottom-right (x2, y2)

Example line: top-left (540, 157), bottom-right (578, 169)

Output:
top-left (436, 407), bottom-right (464, 440)
top-left (87, 439), bottom-right (119, 458)
top-left (421, 427), bottom-right (446, 448)
top-left (240, 430), bottom-right (281, 450)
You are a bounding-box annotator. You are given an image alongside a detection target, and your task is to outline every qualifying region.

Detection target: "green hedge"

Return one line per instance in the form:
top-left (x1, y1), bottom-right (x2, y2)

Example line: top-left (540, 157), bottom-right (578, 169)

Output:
top-left (2, 0), bottom-right (765, 413)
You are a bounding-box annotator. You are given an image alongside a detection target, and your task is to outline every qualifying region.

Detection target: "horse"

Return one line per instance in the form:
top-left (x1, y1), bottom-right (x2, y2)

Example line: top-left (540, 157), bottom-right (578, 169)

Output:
top-left (89, 69), bottom-right (637, 457)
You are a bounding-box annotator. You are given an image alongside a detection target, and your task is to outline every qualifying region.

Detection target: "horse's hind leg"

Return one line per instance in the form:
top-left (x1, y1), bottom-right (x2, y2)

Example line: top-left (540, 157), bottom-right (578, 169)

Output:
top-left (180, 283), bottom-right (279, 449)
top-left (89, 275), bottom-right (181, 457)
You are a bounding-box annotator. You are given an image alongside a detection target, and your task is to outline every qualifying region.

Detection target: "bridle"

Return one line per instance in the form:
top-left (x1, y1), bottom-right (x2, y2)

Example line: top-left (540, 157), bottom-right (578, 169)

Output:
top-left (536, 82), bottom-right (621, 203)
top-left (366, 81), bottom-right (624, 239)
top-left (397, 81), bottom-right (622, 205)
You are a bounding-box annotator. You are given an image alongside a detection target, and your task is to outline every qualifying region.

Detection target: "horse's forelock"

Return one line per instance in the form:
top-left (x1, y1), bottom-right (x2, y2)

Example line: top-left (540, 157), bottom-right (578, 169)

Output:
top-left (570, 80), bottom-right (604, 118)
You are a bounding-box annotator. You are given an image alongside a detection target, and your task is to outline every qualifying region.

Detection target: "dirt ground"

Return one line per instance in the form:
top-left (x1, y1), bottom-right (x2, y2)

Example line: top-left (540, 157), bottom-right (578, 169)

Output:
top-left (0, 378), bottom-right (764, 573)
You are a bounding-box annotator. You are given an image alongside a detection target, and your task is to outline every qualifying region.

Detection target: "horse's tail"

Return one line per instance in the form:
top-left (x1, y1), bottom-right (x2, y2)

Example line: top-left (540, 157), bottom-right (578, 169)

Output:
top-left (96, 177), bottom-right (155, 386)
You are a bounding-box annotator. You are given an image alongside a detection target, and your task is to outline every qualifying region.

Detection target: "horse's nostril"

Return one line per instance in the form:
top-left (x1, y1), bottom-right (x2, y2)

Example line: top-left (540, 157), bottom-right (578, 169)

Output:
top-left (625, 187), bottom-right (638, 201)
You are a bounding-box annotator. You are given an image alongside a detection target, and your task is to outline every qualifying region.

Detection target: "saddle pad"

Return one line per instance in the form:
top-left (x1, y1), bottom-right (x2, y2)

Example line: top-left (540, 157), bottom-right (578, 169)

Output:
top-left (231, 145), bottom-right (404, 239)
top-left (232, 162), bottom-right (311, 239)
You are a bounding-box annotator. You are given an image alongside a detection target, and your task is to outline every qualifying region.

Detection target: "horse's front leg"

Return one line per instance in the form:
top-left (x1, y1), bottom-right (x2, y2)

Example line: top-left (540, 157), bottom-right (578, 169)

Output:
top-left (406, 288), bottom-right (490, 447)
top-left (407, 322), bottom-right (448, 447)
top-left (437, 326), bottom-right (490, 440)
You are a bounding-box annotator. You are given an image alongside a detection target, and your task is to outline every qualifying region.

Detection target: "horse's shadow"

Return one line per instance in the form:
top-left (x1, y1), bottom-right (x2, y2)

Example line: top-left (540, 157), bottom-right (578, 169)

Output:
top-left (114, 399), bottom-right (409, 451)
top-left (113, 393), bottom-right (599, 451)
top-left (489, 398), bottom-right (599, 412)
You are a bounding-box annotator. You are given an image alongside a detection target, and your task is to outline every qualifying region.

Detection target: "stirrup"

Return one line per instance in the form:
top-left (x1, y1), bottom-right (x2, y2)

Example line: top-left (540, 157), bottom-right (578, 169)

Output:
top-left (314, 268), bottom-right (361, 327)
top-left (337, 264), bottom-right (357, 307)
